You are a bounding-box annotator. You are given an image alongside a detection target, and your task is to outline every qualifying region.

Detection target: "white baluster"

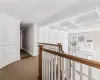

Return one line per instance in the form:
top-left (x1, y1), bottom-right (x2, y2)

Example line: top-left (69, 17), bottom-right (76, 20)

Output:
top-left (72, 61), bottom-right (75, 80)
top-left (67, 59), bottom-right (70, 80)
top-left (62, 58), bottom-right (64, 80)
top-left (58, 56), bottom-right (60, 80)
top-left (48, 53), bottom-right (50, 80)
top-left (88, 66), bottom-right (92, 80)
top-left (80, 64), bottom-right (83, 80)
top-left (61, 58), bottom-right (62, 73)
top-left (42, 51), bottom-right (44, 80)
top-left (51, 54), bottom-right (54, 80)
top-left (43, 52), bottom-right (46, 80)
top-left (65, 59), bottom-right (67, 80)
top-left (46, 53), bottom-right (49, 80)
top-left (99, 70), bottom-right (100, 80)
top-left (47, 45), bottom-right (50, 80)
top-left (54, 55), bottom-right (57, 80)
top-left (45, 53), bottom-right (48, 80)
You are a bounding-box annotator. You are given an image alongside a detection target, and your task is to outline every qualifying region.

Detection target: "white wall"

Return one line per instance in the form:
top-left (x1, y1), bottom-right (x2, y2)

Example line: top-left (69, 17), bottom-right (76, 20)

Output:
top-left (68, 31), bottom-right (100, 80)
top-left (0, 12), bottom-right (20, 69)
top-left (69, 31), bottom-right (100, 61)
top-left (39, 26), bottom-right (62, 44)
top-left (39, 25), bottom-right (69, 53)
top-left (33, 24), bottom-right (39, 56)
top-left (68, 26), bottom-right (100, 62)
top-left (62, 32), bottom-right (68, 53)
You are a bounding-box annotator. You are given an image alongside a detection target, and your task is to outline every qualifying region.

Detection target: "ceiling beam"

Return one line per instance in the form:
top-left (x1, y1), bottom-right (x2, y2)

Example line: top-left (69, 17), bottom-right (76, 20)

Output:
top-left (96, 6), bottom-right (100, 18)
top-left (67, 19), bottom-right (83, 29)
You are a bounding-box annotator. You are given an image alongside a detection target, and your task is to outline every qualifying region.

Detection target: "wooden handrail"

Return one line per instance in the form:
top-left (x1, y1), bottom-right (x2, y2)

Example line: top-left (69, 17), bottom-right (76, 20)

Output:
top-left (42, 48), bottom-right (100, 69)
top-left (38, 42), bottom-right (65, 53)
top-left (38, 42), bottom-right (59, 46)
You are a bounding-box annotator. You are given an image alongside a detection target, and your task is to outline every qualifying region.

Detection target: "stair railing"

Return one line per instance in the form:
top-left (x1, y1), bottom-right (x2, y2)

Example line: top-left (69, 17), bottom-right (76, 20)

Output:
top-left (59, 44), bottom-right (96, 80)
top-left (38, 42), bottom-right (64, 80)
top-left (38, 43), bottom-right (100, 80)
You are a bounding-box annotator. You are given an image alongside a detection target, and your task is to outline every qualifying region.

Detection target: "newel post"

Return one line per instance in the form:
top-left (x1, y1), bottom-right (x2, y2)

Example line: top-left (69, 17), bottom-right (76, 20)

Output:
top-left (58, 43), bottom-right (62, 52)
top-left (58, 43), bottom-right (62, 80)
top-left (38, 45), bottom-right (43, 80)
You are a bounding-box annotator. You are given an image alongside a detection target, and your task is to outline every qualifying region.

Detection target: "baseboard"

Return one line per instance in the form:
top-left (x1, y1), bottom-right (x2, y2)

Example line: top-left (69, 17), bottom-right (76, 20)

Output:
top-left (21, 48), bottom-right (34, 56)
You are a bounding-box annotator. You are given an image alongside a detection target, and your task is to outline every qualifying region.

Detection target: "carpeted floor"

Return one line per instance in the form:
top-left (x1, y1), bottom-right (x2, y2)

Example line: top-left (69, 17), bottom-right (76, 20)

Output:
top-left (20, 49), bottom-right (32, 59)
top-left (0, 56), bottom-right (39, 80)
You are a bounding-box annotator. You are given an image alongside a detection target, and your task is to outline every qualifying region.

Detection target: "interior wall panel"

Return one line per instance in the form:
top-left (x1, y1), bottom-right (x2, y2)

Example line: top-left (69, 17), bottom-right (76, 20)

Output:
top-left (0, 47), bottom-right (5, 68)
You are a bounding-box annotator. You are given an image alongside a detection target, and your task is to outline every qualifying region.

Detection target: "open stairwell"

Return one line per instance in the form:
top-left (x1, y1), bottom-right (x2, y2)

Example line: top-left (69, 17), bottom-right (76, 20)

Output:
top-left (38, 43), bottom-right (100, 80)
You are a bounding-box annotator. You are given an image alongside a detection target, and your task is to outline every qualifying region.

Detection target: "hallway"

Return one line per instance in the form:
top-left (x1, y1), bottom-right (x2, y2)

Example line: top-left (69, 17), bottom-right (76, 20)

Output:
top-left (0, 56), bottom-right (39, 80)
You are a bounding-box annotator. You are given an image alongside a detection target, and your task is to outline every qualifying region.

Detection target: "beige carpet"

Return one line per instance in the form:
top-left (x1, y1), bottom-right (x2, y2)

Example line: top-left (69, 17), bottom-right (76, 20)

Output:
top-left (20, 50), bottom-right (32, 59)
top-left (0, 56), bottom-right (39, 80)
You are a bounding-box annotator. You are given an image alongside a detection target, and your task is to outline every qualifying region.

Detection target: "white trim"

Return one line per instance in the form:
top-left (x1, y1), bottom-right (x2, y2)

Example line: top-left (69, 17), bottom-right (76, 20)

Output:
top-left (33, 24), bottom-right (39, 56)
top-left (22, 48), bottom-right (34, 56)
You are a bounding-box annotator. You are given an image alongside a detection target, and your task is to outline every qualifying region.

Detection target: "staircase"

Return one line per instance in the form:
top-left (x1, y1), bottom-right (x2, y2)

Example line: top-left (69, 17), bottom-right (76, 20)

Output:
top-left (38, 43), bottom-right (100, 80)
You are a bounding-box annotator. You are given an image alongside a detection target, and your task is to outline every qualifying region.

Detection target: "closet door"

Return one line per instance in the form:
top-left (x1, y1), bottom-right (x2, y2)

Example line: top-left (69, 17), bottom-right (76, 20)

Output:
top-left (0, 17), bottom-right (5, 45)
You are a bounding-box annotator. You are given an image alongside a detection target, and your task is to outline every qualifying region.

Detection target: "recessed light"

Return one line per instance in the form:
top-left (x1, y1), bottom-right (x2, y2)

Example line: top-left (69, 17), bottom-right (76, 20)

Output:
top-left (12, 9), bottom-right (14, 11)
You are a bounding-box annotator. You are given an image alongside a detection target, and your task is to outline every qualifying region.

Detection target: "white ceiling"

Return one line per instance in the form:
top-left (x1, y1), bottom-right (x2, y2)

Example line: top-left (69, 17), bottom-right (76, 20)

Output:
top-left (0, 0), bottom-right (100, 27)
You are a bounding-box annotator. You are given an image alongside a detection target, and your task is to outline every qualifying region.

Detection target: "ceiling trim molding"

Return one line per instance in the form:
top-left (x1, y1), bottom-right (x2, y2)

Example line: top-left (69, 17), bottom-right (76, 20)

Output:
top-left (49, 5), bottom-right (99, 26)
